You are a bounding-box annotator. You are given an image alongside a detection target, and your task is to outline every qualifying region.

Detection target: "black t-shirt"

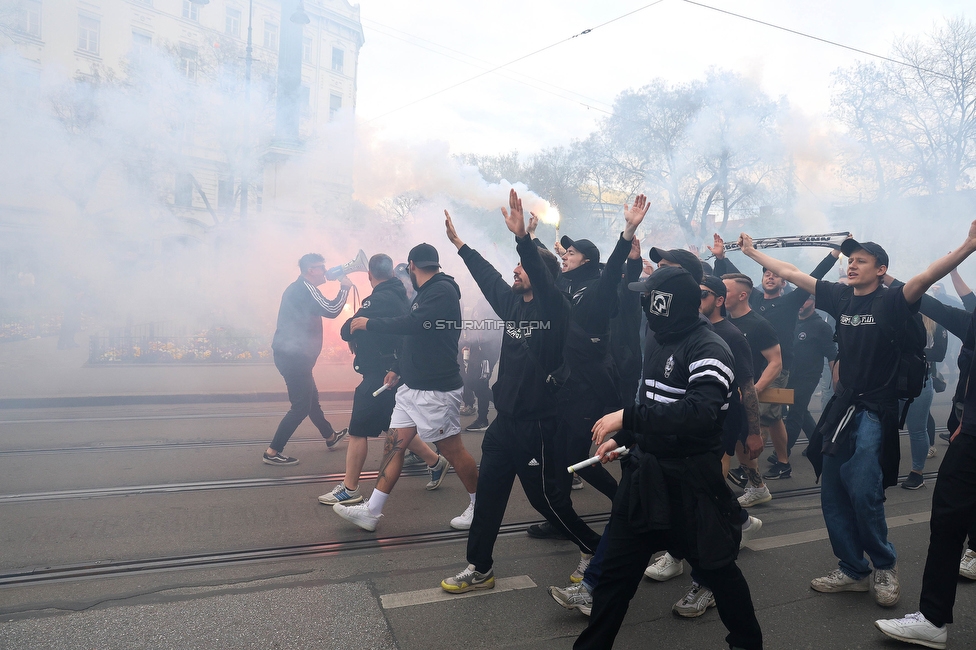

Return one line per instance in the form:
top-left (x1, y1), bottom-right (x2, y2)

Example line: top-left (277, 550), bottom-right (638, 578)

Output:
top-left (729, 310), bottom-right (779, 379)
top-left (815, 281), bottom-right (920, 397)
top-left (750, 289), bottom-right (808, 371)
top-left (712, 318), bottom-right (754, 394)
top-left (792, 313), bottom-right (837, 384)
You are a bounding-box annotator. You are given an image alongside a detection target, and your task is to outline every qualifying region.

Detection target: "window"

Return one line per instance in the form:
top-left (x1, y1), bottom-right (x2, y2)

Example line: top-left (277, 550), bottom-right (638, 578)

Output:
top-left (175, 174), bottom-right (193, 207)
top-left (182, 0), bottom-right (198, 21)
top-left (331, 47), bottom-right (343, 73)
top-left (180, 45), bottom-right (198, 81)
top-left (329, 93), bottom-right (341, 120)
top-left (263, 21), bottom-right (278, 49)
top-left (77, 15), bottom-right (99, 54)
top-left (218, 178), bottom-right (235, 212)
top-left (302, 36), bottom-right (312, 63)
top-left (131, 31), bottom-right (151, 62)
top-left (225, 7), bottom-right (241, 37)
top-left (21, 1), bottom-right (41, 37)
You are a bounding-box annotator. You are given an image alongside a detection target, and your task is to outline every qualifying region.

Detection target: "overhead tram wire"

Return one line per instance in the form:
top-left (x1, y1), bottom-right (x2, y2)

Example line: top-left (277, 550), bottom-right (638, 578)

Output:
top-left (366, 0), bottom-right (669, 122)
top-left (679, 0), bottom-right (948, 80)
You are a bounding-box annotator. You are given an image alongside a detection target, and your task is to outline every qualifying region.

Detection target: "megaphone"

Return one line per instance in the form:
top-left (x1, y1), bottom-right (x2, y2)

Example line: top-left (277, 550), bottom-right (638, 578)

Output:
top-left (326, 249), bottom-right (368, 281)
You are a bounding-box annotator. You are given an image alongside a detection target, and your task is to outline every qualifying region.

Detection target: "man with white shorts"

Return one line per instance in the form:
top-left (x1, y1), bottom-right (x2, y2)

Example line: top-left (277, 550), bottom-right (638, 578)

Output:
top-left (334, 243), bottom-right (480, 532)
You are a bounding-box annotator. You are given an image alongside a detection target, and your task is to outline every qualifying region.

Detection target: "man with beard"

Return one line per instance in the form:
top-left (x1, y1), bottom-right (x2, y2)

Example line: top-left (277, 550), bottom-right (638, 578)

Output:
top-left (264, 253), bottom-right (352, 466)
top-left (439, 190), bottom-right (601, 593)
top-left (333, 243), bottom-right (480, 532)
top-left (573, 264), bottom-right (762, 650)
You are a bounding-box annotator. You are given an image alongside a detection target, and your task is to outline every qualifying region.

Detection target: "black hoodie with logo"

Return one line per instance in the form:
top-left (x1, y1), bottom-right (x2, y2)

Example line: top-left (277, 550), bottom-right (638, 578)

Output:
top-left (365, 272), bottom-right (464, 391)
top-left (340, 278), bottom-right (409, 376)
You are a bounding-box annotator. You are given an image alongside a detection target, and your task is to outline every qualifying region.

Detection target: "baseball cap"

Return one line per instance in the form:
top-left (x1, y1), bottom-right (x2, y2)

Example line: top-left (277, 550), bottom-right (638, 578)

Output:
top-left (560, 236), bottom-right (600, 265)
top-left (648, 247), bottom-right (704, 284)
top-left (840, 238), bottom-right (889, 268)
top-left (701, 274), bottom-right (728, 317)
top-left (407, 243), bottom-right (441, 269)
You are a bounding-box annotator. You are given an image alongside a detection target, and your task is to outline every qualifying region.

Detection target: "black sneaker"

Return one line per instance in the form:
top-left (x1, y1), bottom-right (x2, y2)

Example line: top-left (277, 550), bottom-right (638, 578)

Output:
top-left (326, 428), bottom-right (348, 450)
top-left (763, 462), bottom-right (792, 480)
top-left (727, 467), bottom-right (748, 488)
top-left (465, 419), bottom-right (490, 432)
top-left (939, 431), bottom-right (952, 442)
top-left (263, 452), bottom-right (298, 466)
top-left (766, 453), bottom-right (778, 465)
top-left (527, 521), bottom-right (568, 540)
top-left (900, 472), bottom-right (925, 490)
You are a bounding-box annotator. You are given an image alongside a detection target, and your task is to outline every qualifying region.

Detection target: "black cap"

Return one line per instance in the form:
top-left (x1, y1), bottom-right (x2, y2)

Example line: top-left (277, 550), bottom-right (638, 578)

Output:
top-left (648, 247), bottom-right (704, 284)
top-left (560, 236), bottom-right (600, 265)
top-left (408, 243), bottom-right (441, 269)
top-left (701, 274), bottom-right (727, 317)
top-left (840, 238), bottom-right (889, 268)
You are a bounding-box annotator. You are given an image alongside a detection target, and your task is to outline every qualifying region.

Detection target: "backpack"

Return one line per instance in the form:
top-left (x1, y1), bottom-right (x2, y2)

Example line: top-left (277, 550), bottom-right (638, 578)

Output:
top-left (833, 286), bottom-right (927, 427)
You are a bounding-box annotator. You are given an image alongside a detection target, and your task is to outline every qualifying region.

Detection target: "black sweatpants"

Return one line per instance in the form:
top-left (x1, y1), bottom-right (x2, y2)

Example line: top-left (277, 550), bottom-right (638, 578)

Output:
top-left (785, 376), bottom-right (820, 454)
top-left (270, 352), bottom-right (334, 451)
top-left (920, 433), bottom-right (976, 628)
top-left (560, 396), bottom-right (618, 500)
top-left (466, 413), bottom-right (601, 573)
top-left (574, 509), bottom-right (762, 650)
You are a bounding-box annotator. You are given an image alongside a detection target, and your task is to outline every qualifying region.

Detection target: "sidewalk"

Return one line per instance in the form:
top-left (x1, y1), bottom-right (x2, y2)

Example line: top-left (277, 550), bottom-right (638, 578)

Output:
top-left (0, 337), bottom-right (358, 408)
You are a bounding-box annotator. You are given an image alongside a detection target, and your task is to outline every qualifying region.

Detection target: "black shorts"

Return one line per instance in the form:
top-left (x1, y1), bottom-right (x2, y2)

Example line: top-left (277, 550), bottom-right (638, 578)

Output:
top-left (721, 400), bottom-right (747, 456)
top-left (349, 373), bottom-right (397, 438)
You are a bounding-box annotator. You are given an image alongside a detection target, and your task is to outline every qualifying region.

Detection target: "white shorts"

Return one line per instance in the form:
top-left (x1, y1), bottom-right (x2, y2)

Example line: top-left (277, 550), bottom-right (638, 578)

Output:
top-left (389, 385), bottom-right (463, 444)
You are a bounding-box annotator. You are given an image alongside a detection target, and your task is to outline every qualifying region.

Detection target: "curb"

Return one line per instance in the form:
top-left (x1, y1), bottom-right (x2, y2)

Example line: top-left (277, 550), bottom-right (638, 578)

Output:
top-left (0, 391), bottom-right (356, 410)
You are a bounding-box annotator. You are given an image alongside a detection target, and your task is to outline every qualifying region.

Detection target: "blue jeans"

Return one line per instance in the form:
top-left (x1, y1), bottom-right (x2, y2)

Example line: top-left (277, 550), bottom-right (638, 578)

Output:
top-left (905, 377), bottom-right (935, 472)
top-left (820, 409), bottom-right (897, 579)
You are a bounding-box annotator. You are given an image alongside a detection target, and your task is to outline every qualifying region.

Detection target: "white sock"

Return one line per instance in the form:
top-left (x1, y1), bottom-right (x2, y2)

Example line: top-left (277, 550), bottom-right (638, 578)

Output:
top-left (368, 489), bottom-right (389, 516)
top-left (469, 493), bottom-right (476, 506)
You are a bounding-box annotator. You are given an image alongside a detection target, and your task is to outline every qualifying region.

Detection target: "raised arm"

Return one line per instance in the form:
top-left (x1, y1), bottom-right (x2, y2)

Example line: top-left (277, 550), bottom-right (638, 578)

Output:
top-left (738, 233), bottom-right (818, 295)
top-left (903, 221), bottom-right (976, 304)
top-left (446, 209), bottom-right (514, 319)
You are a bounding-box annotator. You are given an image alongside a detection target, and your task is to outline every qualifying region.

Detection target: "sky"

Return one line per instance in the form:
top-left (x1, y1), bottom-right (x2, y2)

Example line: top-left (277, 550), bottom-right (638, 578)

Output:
top-left (354, 0), bottom-right (974, 155)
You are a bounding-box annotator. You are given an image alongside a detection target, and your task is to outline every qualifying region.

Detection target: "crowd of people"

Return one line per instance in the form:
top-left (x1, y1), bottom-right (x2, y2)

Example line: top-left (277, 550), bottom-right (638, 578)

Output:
top-left (264, 192), bottom-right (976, 650)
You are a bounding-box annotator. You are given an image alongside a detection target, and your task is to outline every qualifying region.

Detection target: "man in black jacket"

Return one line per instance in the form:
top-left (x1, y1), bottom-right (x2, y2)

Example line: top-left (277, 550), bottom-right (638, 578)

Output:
top-left (439, 190), bottom-right (602, 594)
top-left (264, 253), bottom-right (352, 466)
top-left (785, 296), bottom-right (837, 455)
top-left (332, 244), bottom-right (480, 532)
top-left (574, 265), bottom-right (762, 650)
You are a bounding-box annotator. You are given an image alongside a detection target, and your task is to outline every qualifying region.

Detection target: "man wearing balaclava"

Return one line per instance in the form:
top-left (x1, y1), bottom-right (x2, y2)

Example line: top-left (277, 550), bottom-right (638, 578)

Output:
top-left (573, 265), bottom-right (763, 650)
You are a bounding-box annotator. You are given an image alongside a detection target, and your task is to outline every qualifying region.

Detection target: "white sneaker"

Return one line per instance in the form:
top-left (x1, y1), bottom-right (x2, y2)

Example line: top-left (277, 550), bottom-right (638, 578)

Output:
top-left (672, 582), bottom-right (715, 618)
top-left (738, 485), bottom-right (772, 507)
top-left (450, 502), bottom-right (475, 530)
top-left (333, 501), bottom-right (381, 532)
top-left (960, 549), bottom-right (976, 580)
top-left (644, 552), bottom-right (683, 581)
top-left (317, 483), bottom-right (363, 505)
top-left (570, 552), bottom-right (593, 583)
top-left (927, 446), bottom-right (938, 459)
top-left (811, 568), bottom-right (870, 593)
top-left (874, 567), bottom-right (900, 607)
top-left (874, 612), bottom-right (947, 649)
top-left (740, 516), bottom-right (763, 544)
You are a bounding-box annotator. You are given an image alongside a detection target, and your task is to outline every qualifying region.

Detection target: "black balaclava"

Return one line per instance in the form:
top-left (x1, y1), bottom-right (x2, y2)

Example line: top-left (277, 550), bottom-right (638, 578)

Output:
top-left (639, 265), bottom-right (703, 342)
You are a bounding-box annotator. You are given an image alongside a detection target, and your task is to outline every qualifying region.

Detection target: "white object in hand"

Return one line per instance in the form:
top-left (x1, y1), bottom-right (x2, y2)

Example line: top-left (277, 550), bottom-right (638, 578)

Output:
top-left (372, 383), bottom-right (391, 397)
top-left (567, 447), bottom-right (628, 473)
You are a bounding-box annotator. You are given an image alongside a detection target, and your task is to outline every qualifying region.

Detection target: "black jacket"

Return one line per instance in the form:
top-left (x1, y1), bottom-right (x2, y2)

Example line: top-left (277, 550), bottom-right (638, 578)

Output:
top-left (366, 272), bottom-right (464, 391)
top-left (610, 257), bottom-right (645, 406)
top-left (459, 234), bottom-right (570, 419)
top-left (340, 278), bottom-right (408, 376)
top-left (271, 278), bottom-right (349, 360)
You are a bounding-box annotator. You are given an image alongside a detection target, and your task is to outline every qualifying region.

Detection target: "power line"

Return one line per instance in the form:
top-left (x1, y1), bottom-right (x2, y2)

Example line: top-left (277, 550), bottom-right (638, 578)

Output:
top-left (366, 0), bottom-right (668, 122)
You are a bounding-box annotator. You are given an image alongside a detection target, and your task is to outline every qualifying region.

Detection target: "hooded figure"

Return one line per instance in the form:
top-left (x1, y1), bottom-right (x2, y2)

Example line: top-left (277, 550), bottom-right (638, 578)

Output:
top-left (630, 265), bottom-right (702, 342)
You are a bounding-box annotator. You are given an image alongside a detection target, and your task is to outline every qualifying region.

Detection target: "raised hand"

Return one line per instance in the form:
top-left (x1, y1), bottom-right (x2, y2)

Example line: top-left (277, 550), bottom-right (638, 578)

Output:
top-left (444, 210), bottom-right (464, 250)
top-left (527, 212), bottom-right (539, 237)
top-left (628, 236), bottom-right (641, 260)
top-left (623, 194), bottom-right (649, 239)
top-left (555, 239), bottom-right (567, 256)
top-left (966, 219), bottom-right (976, 251)
top-left (738, 233), bottom-right (755, 252)
top-left (500, 188), bottom-right (527, 237)
top-left (708, 233), bottom-right (726, 259)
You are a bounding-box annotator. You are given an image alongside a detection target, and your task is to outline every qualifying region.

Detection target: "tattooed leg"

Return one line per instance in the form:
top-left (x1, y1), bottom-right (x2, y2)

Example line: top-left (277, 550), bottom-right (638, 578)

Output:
top-left (375, 426), bottom-right (416, 494)
top-left (745, 466), bottom-right (765, 489)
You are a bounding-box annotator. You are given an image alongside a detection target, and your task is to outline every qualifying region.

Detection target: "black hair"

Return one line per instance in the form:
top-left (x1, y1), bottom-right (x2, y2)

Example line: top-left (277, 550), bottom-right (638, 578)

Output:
top-left (538, 247), bottom-right (562, 282)
top-left (299, 253), bottom-right (325, 274)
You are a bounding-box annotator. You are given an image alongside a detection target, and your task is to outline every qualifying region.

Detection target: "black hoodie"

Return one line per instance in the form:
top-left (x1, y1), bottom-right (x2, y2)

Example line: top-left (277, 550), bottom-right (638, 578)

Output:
top-left (340, 278), bottom-right (409, 376)
top-left (365, 272), bottom-right (464, 391)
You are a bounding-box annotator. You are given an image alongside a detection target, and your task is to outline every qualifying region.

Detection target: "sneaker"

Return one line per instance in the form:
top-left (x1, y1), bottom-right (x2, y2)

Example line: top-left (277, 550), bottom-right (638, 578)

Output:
top-left (738, 485), bottom-right (772, 507)
top-left (901, 472), bottom-right (925, 490)
top-left (874, 567), bottom-right (900, 607)
top-left (763, 461), bottom-right (792, 480)
top-left (450, 502), bottom-right (475, 530)
top-left (672, 582), bottom-right (715, 618)
top-left (810, 568), bottom-right (870, 593)
top-left (874, 612), bottom-right (947, 649)
top-left (927, 446), bottom-right (938, 459)
top-left (325, 428), bottom-right (348, 450)
top-left (570, 552), bottom-right (593, 583)
top-left (465, 419), bottom-right (489, 432)
top-left (262, 452), bottom-right (298, 466)
top-left (426, 455), bottom-right (450, 490)
top-left (740, 516), bottom-right (763, 544)
top-left (960, 549), bottom-right (976, 580)
top-left (939, 431), bottom-right (952, 442)
top-left (527, 521), bottom-right (567, 540)
top-left (766, 453), bottom-right (779, 465)
top-left (571, 474), bottom-right (584, 490)
top-left (441, 564), bottom-right (495, 593)
top-left (333, 501), bottom-right (381, 532)
top-left (318, 483), bottom-right (363, 505)
top-left (644, 552), bottom-right (683, 581)
top-left (548, 582), bottom-right (592, 616)
top-left (727, 466), bottom-right (748, 488)
top-left (459, 405), bottom-right (476, 416)
top-left (403, 451), bottom-right (426, 467)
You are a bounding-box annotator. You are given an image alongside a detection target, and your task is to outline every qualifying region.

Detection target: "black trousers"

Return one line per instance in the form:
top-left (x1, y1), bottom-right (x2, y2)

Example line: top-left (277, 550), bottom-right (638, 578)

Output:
top-left (919, 433), bottom-right (976, 628)
top-left (560, 395), bottom-right (618, 500)
top-left (466, 413), bottom-right (601, 573)
top-left (785, 376), bottom-right (821, 454)
top-left (574, 509), bottom-right (763, 650)
top-left (270, 352), bottom-right (334, 451)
